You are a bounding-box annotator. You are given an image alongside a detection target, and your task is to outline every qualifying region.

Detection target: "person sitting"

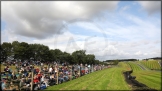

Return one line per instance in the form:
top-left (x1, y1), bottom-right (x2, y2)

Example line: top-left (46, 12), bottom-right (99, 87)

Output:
top-left (58, 72), bottom-right (64, 83)
top-left (33, 82), bottom-right (39, 90)
top-left (4, 66), bottom-right (7, 72)
top-left (40, 82), bottom-right (46, 90)
top-left (44, 75), bottom-right (50, 87)
top-left (37, 71), bottom-right (42, 81)
top-left (36, 67), bottom-right (40, 74)
top-left (23, 68), bottom-right (28, 77)
top-left (11, 71), bottom-right (17, 80)
top-left (19, 77), bottom-right (31, 91)
top-left (49, 66), bottom-right (53, 75)
top-left (1, 79), bottom-right (7, 90)
top-left (28, 73), bottom-right (32, 78)
top-left (9, 81), bottom-right (17, 91)
top-left (33, 75), bottom-right (39, 83)
top-left (49, 74), bottom-right (56, 86)
top-left (63, 74), bottom-right (69, 82)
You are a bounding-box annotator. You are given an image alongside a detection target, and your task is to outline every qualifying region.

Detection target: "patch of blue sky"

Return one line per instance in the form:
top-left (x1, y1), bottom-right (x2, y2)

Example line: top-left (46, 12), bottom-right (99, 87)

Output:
top-left (1, 20), bottom-right (6, 31)
top-left (117, 1), bottom-right (151, 21)
top-left (67, 24), bottom-right (108, 39)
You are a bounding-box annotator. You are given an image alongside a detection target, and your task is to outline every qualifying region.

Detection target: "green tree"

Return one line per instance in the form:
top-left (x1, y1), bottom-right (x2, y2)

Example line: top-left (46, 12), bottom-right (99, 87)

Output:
top-left (1, 42), bottom-right (12, 60)
top-left (113, 60), bottom-right (119, 65)
top-left (72, 50), bottom-right (86, 64)
top-left (85, 54), bottom-right (95, 64)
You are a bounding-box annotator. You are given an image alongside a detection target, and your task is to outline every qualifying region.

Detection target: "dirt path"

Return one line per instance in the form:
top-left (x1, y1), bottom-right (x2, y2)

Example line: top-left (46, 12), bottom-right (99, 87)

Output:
top-left (123, 70), bottom-right (157, 91)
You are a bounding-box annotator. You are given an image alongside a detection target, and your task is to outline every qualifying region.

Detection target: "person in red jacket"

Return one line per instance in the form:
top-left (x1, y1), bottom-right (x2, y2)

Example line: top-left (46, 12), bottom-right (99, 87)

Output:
top-left (33, 75), bottom-right (39, 83)
top-left (37, 71), bottom-right (42, 81)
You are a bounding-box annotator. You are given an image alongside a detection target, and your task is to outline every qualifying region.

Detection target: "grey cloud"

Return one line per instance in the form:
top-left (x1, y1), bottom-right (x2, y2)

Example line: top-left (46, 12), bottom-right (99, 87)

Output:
top-left (2, 1), bottom-right (119, 39)
top-left (138, 1), bottom-right (161, 14)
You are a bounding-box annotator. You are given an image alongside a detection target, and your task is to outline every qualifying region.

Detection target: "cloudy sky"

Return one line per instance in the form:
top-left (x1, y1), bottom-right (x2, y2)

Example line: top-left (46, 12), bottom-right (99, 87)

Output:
top-left (1, 1), bottom-right (161, 61)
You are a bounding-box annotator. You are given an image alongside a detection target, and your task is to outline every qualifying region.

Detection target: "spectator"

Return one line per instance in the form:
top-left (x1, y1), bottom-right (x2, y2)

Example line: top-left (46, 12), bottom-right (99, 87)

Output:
top-left (44, 75), bottom-right (50, 87)
top-left (33, 75), bottom-right (39, 83)
top-left (28, 73), bottom-right (32, 78)
top-left (49, 74), bottom-right (56, 86)
top-left (1, 79), bottom-right (7, 90)
top-left (58, 72), bottom-right (64, 83)
top-left (49, 66), bottom-right (53, 74)
top-left (11, 71), bottom-right (17, 80)
top-left (40, 82), bottom-right (46, 90)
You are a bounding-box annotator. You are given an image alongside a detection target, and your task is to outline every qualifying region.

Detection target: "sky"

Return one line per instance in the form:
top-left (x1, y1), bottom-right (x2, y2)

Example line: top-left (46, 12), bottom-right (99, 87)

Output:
top-left (1, 1), bottom-right (161, 61)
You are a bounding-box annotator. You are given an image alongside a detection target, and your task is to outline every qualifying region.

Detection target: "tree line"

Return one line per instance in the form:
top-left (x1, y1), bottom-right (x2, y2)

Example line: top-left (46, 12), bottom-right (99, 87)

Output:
top-left (0, 41), bottom-right (103, 65)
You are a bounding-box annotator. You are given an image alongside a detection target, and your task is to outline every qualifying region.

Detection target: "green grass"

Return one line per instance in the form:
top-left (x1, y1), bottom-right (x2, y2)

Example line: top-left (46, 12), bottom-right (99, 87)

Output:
top-left (140, 60), bottom-right (161, 70)
top-left (118, 62), bottom-right (131, 71)
top-left (126, 62), bottom-right (142, 71)
top-left (119, 62), bottom-right (161, 90)
top-left (131, 70), bottom-right (161, 90)
top-left (45, 67), bottom-right (131, 90)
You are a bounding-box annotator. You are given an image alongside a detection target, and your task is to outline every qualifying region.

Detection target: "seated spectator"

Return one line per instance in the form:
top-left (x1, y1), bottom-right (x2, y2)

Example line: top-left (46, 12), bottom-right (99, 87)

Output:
top-left (63, 73), bottom-right (69, 82)
top-left (33, 75), bottom-right (39, 83)
top-left (22, 74), bottom-right (26, 78)
top-left (9, 81), bottom-right (17, 91)
top-left (44, 75), bottom-right (50, 87)
top-left (49, 66), bottom-right (53, 75)
top-left (11, 71), bottom-right (17, 80)
top-left (37, 71), bottom-right (42, 81)
top-left (58, 72), bottom-right (64, 83)
top-left (49, 74), bottom-right (56, 86)
top-left (28, 73), bottom-right (32, 78)
top-left (4, 66), bottom-right (7, 72)
top-left (1, 79), bottom-right (7, 90)
top-left (36, 67), bottom-right (40, 74)
top-left (19, 78), bottom-right (25, 88)
top-left (23, 68), bottom-right (28, 77)
top-left (25, 77), bottom-right (31, 85)
top-left (40, 83), bottom-right (46, 90)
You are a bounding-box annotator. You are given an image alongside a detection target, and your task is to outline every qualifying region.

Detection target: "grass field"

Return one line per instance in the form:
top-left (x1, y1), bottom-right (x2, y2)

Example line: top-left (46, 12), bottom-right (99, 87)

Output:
top-left (126, 62), bottom-right (142, 71)
top-left (123, 61), bottom-right (161, 90)
top-left (118, 62), bottom-right (131, 71)
top-left (139, 60), bottom-right (161, 70)
top-left (131, 71), bottom-right (161, 90)
top-left (119, 61), bottom-right (161, 90)
top-left (45, 67), bottom-right (131, 90)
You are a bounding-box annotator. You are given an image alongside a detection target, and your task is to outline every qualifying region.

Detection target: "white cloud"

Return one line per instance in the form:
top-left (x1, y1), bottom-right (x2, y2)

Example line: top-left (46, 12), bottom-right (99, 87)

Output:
top-left (135, 51), bottom-right (142, 55)
top-left (1, 1), bottom-right (119, 39)
top-left (138, 1), bottom-right (161, 14)
top-left (120, 5), bottom-right (130, 12)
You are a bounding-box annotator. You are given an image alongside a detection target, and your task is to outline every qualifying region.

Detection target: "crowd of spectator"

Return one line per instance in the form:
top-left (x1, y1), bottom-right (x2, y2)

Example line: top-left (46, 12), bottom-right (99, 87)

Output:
top-left (1, 60), bottom-right (107, 91)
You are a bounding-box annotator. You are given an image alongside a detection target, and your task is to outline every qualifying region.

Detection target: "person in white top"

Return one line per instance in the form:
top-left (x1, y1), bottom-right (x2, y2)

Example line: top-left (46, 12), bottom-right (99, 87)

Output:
top-left (49, 66), bottom-right (53, 74)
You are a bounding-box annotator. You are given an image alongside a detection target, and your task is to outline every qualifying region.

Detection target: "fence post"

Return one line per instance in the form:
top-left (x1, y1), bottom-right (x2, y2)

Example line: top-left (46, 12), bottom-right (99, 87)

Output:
top-left (92, 64), bottom-right (93, 72)
top-left (88, 65), bottom-right (90, 74)
top-left (79, 65), bottom-right (80, 77)
top-left (31, 70), bottom-right (34, 91)
top-left (70, 67), bottom-right (72, 80)
top-left (56, 66), bottom-right (58, 85)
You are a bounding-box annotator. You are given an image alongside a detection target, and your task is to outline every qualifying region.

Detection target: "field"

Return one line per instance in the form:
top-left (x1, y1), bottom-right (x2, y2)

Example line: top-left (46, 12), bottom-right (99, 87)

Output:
top-left (126, 61), bottom-right (161, 90)
top-left (139, 60), bottom-right (161, 70)
top-left (126, 62), bottom-right (142, 71)
top-left (46, 67), bottom-right (131, 90)
top-left (131, 70), bottom-right (161, 90)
